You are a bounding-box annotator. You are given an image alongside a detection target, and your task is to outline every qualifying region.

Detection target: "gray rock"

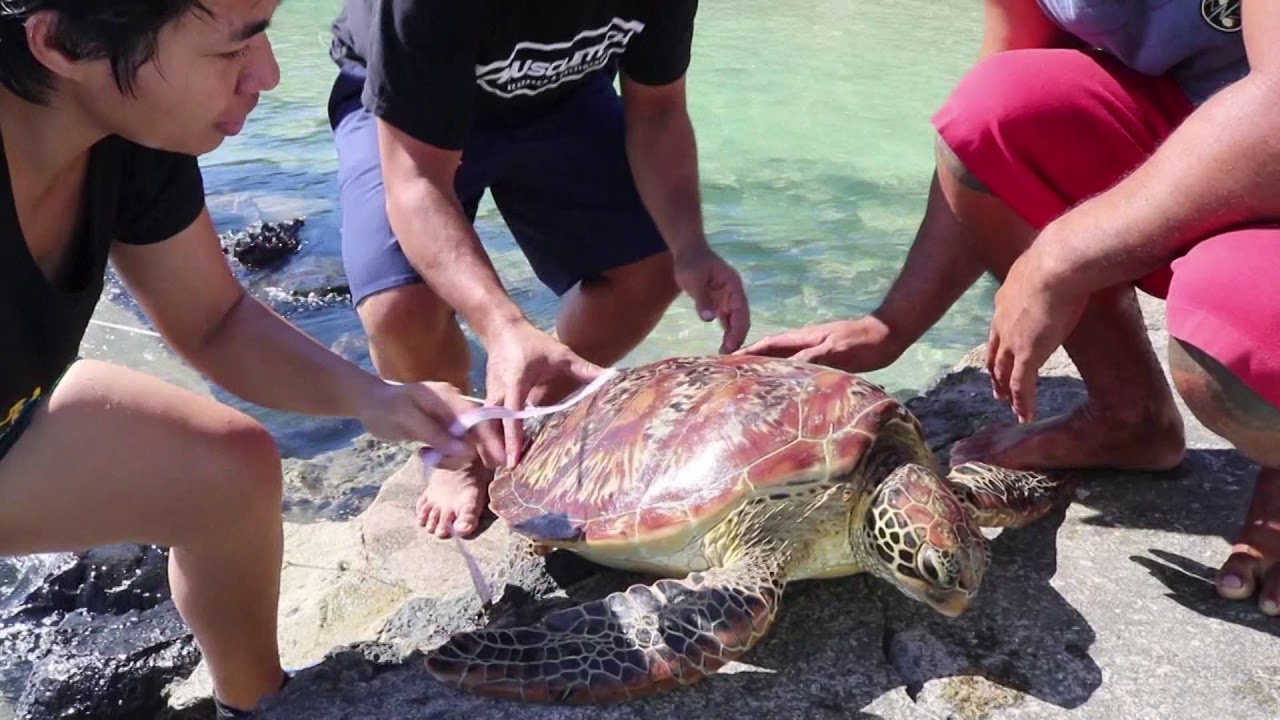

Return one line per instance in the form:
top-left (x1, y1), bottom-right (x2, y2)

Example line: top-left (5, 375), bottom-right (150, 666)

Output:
top-left (280, 434), bottom-right (414, 523)
top-left (14, 293), bottom-right (1275, 719)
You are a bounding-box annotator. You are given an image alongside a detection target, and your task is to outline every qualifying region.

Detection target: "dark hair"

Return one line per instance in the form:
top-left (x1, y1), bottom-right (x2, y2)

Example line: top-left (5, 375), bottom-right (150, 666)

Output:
top-left (0, 0), bottom-right (209, 105)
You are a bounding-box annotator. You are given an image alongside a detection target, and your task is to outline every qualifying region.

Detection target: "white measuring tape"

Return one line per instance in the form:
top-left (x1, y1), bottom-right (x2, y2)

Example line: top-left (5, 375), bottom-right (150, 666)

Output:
top-left (419, 367), bottom-right (621, 607)
top-left (88, 319), bottom-right (162, 337)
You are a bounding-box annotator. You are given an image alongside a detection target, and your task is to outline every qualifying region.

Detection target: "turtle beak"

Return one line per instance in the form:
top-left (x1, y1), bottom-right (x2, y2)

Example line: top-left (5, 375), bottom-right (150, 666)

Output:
top-left (927, 589), bottom-right (972, 618)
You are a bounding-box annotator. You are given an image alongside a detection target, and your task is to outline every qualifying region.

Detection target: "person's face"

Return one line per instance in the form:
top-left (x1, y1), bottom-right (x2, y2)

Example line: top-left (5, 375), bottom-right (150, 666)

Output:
top-left (68, 0), bottom-right (282, 155)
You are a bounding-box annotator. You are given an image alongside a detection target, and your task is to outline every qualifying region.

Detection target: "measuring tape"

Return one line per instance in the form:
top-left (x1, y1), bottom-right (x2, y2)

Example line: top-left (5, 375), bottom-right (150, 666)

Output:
top-left (418, 368), bottom-right (621, 607)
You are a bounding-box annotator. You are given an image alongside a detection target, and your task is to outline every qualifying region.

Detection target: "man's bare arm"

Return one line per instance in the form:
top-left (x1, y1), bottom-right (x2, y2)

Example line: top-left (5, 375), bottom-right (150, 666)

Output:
top-left (375, 119), bottom-right (530, 344)
top-left (1036, 0), bottom-right (1280, 295)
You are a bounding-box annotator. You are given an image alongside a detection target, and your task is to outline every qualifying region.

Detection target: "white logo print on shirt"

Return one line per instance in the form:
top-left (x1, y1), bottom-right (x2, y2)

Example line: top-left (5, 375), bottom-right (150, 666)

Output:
top-left (475, 18), bottom-right (645, 98)
top-left (1201, 0), bottom-right (1241, 33)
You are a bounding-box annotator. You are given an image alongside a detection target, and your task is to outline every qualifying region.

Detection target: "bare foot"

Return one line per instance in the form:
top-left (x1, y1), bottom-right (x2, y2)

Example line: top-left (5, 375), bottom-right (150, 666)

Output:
top-left (1215, 468), bottom-right (1280, 616)
top-left (950, 401), bottom-right (1185, 472)
top-left (416, 459), bottom-right (494, 539)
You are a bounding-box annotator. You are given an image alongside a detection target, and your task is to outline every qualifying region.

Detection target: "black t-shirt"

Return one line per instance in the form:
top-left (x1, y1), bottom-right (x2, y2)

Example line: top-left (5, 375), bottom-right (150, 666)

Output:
top-left (329, 0), bottom-right (698, 150)
top-left (0, 134), bottom-right (204, 433)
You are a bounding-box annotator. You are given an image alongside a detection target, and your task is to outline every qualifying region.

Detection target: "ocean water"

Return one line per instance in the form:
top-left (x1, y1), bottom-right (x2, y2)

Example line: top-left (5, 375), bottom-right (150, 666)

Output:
top-left (1, 1), bottom-right (990, 710)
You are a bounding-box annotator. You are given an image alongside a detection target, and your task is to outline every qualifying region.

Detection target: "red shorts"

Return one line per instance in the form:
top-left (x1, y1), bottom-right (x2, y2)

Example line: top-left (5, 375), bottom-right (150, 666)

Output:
top-left (932, 48), bottom-right (1280, 408)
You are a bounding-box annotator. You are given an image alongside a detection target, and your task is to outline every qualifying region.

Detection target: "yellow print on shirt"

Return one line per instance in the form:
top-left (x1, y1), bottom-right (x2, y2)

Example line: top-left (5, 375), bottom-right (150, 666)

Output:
top-left (2, 387), bottom-right (42, 431)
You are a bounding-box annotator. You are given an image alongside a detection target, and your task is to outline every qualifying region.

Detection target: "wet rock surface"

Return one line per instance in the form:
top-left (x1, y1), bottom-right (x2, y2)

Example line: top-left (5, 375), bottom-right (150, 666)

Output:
top-left (218, 217), bottom-right (305, 270)
top-left (0, 546), bottom-right (200, 720)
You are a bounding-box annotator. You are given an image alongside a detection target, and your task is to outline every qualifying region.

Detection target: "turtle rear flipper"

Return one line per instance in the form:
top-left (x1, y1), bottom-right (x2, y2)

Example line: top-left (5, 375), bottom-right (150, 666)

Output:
top-left (425, 556), bottom-right (784, 704)
top-left (945, 461), bottom-right (1076, 528)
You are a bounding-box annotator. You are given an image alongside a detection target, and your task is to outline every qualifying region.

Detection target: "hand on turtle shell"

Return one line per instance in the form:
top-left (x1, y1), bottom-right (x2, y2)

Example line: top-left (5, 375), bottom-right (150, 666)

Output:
top-left (357, 379), bottom-right (505, 470)
top-left (672, 244), bottom-right (751, 354)
top-left (986, 247), bottom-right (1088, 423)
top-left (736, 316), bottom-right (901, 372)
top-left (484, 323), bottom-right (605, 467)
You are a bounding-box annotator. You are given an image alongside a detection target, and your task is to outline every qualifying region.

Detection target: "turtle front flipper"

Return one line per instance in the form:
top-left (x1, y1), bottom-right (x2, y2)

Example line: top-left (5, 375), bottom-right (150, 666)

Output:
top-left (945, 461), bottom-right (1076, 528)
top-left (425, 554), bottom-right (785, 704)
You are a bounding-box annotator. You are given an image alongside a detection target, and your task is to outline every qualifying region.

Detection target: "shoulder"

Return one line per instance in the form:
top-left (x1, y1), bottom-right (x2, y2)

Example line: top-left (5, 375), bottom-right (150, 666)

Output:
top-left (100, 137), bottom-right (206, 246)
top-left (99, 136), bottom-right (201, 188)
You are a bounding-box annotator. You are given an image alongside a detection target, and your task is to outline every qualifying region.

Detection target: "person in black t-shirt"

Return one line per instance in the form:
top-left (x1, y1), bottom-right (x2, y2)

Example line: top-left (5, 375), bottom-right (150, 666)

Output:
top-left (327, 0), bottom-right (751, 541)
top-left (0, 2), bottom-right (503, 717)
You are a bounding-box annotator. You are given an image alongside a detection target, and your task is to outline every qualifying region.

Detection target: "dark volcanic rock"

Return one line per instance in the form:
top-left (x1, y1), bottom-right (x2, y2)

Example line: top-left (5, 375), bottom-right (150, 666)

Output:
top-left (16, 603), bottom-right (198, 720)
top-left (2, 546), bottom-right (199, 720)
top-left (14, 545), bottom-right (171, 619)
top-left (219, 217), bottom-right (304, 269)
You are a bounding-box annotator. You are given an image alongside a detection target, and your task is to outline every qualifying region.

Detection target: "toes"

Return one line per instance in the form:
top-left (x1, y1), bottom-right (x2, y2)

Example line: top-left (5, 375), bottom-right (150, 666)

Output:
top-left (1215, 550), bottom-right (1260, 601)
top-left (425, 507), bottom-right (442, 535)
top-left (416, 494), bottom-right (432, 526)
top-left (454, 507), bottom-right (478, 536)
top-left (1259, 565), bottom-right (1280, 616)
top-left (436, 510), bottom-right (457, 539)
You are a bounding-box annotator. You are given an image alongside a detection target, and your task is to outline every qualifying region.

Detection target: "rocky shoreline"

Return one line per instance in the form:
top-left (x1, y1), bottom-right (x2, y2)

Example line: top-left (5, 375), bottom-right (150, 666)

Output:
top-left (4, 295), bottom-right (1278, 719)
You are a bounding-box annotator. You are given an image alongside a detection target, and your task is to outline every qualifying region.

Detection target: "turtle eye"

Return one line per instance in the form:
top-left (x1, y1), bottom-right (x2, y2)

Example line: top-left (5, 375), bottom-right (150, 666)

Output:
top-left (918, 547), bottom-right (953, 588)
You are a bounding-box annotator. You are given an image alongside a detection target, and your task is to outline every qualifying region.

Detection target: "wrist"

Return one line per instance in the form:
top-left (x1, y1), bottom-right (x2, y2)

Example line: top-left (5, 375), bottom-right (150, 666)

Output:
top-left (1028, 224), bottom-right (1091, 295)
top-left (471, 306), bottom-right (532, 346)
top-left (864, 305), bottom-right (915, 355)
top-left (859, 313), bottom-right (908, 361)
top-left (345, 371), bottom-right (391, 424)
top-left (668, 231), bottom-right (712, 263)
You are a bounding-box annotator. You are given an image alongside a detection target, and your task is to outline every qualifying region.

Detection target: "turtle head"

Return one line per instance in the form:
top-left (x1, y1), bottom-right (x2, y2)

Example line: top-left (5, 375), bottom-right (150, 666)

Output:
top-left (856, 463), bottom-right (990, 617)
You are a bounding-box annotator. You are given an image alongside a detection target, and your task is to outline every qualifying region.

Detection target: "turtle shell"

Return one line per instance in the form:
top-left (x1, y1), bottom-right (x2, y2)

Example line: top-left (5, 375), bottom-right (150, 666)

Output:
top-left (489, 355), bottom-right (920, 546)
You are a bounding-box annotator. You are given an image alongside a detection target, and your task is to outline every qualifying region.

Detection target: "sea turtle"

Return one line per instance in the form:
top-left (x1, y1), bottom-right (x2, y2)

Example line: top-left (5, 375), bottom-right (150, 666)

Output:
top-left (426, 355), bottom-right (1068, 704)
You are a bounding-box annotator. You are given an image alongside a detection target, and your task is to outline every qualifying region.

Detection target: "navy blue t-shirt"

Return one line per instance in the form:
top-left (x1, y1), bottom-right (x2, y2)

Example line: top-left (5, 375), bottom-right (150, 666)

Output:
top-left (329, 0), bottom-right (699, 149)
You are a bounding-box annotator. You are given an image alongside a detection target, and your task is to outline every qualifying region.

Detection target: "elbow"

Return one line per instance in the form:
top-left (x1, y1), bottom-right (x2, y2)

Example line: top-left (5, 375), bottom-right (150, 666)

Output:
top-left (625, 102), bottom-right (686, 137)
top-left (176, 288), bottom-right (251, 366)
top-left (381, 170), bottom-right (418, 222)
top-left (382, 168), bottom-right (456, 231)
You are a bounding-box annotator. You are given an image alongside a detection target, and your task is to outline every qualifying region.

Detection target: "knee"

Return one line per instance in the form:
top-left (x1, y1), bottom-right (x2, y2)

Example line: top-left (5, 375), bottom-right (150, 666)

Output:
top-left (208, 415), bottom-right (283, 522)
top-left (596, 251), bottom-right (679, 308)
top-left (1169, 338), bottom-right (1280, 464)
top-left (358, 285), bottom-right (454, 350)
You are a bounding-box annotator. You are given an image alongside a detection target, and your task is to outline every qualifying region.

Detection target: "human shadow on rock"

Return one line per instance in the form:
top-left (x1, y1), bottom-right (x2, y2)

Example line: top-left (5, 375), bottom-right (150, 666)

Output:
top-left (1074, 448), bottom-right (1253, 542)
top-left (873, 501), bottom-right (1101, 710)
top-left (1131, 547), bottom-right (1279, 638)
top-left (910, 368), bottom-right (1249, 542)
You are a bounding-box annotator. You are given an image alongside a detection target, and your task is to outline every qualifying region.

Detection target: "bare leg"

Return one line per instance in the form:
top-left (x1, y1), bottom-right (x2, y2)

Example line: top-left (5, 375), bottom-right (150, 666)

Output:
top-left (356, 284), bottom-right (490, 538)
top-left (0, 360), bottom-right (285, 712)
top-left (936, 141), bottom-right (1185, 471)
top-left (537, 250), bottom-right (679, 403)
top-left (356, 283), bottom-right (470, 390)
top-left (1170, 339), bottom-right (1280, 616)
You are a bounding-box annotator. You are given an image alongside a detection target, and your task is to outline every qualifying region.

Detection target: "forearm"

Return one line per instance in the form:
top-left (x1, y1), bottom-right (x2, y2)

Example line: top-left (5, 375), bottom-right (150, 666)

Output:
top-left (182, 292), bottom-right (382, 417)
top-left (1040, 73), bottom-right (1280, 293)
top-left (384, 177), bottom-right (527, 342)
top-left (624, 103), bottom-right (708, 257)
top-left (873, 173), bottom-right (987, 349)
